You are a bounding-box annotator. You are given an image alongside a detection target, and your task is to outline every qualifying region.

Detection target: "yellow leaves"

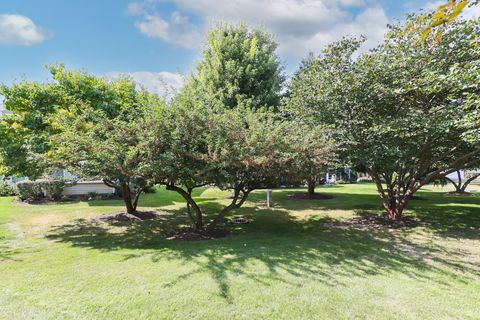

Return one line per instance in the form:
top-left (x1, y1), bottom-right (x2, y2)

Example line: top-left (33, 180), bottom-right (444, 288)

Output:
top-left (421, 28), bottom-right (432, 42)
top-left (249, 36), bottom-right (258, 58)
top-left (58, 108), bottom-right (72, 117)
top-left (404, 0), bottom-right (474, 45)
top-left (11, 122), bottom-right (22, 130)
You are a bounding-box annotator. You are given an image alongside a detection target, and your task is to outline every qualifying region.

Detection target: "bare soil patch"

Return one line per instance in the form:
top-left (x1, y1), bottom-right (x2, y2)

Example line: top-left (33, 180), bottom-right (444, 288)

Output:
top-left (343, 214), bottom-right (422, 229)
top-left (445, 191), bottom-right (474, 197)
top-left (97, 211), bottom-right (159, 223)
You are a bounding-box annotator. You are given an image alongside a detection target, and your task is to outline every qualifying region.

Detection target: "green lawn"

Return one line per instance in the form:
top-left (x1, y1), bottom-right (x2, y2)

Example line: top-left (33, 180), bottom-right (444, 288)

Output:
top-left (0, 184), bottom-right (479, 319)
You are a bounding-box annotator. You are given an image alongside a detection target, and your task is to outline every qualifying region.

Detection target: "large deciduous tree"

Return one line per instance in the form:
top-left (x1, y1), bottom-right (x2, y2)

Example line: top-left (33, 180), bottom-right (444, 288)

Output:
top-left (287, 123), bottom-right (336, 195)
top-left (0, 80), bottom-right (64, 178)
top-left (178, 23), bottom-right (284, 111)
top-left (160, 23), bottom-right (293, 231)
top-left (160, 102), bottom-right (293, 231)
top-left (288, 17), bottom-right (480, 220)
top-left (49, 70), bottom-right (169, 215)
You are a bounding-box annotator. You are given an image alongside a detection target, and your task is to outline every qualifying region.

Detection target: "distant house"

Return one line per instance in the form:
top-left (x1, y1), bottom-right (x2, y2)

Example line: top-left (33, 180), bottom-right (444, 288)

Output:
top-left (62, 181), bottom-right (115, 196)
top-left (2, 169), bottom-right (115, 196)
top-left (0, 108), bottom-right (104, 196)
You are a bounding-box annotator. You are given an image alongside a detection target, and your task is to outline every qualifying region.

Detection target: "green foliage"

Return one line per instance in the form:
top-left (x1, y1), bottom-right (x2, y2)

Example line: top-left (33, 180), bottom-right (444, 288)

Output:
top-left (178, 23), bottom-right (284, 111)
top-left (160, 101), bottom-right (299, 229)
top-left (0, 64), bottom-right (156, 179)
top-left (15, 180), bottom-right (45, 201)
top-left (40, 179), bottom-right (69, 200)
top-left (49, 70), bottom-right (171, 214)
top-left (283, 119), bottom-right (336, 189)
top-left (0, 182), bottom-right (17, 197)
top-left (0, 80), bottom-right (63, 178)
top-left (86, 191), bottom-right (98, 199)
top-left (288, 16), bottom-right (480, 218)
top-left (143, 186), bottom-right (157, 194)
top-left (14, 179), bottom-right (69, 201)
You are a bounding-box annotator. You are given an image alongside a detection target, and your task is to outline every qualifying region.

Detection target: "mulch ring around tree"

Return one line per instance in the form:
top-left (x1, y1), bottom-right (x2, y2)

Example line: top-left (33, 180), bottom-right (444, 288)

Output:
top-left (288, 193), bottom-right (334, 200)
top-left (445, 191), bottom-right (474, 197)
top-left (167, 228), bottom-right (230, 241)
top-left (96, 211), bottom-right (160, 223)
top-left (341, 214), bottom-right (423, 229)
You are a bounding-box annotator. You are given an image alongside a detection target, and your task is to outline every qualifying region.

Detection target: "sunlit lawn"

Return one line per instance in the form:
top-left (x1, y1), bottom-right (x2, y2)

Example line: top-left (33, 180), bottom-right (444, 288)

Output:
top-left (0, 184), bottom-right (479, 319)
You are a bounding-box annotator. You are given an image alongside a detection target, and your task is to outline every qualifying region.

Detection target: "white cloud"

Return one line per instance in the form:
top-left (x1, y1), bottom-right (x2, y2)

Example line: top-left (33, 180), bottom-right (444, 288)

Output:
top-left (0, 14), bottom-right (46, 46)
top-left (423, 1), bottom-right (480, 20)
top-left (129, 0), bottom-right (389, 57)
top-left (106, 71), bottom-right (184, 99)
top-left (134, 11), bottom-right (202, 49)
top-left (461, 3), bottom-right (480, 20)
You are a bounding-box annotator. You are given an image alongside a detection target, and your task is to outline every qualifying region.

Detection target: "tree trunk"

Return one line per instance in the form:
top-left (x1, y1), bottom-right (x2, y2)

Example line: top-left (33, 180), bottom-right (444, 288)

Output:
top-left (307, 179), bottom-right (316, 195)
top-left (369, 171), bottom-right (410, 221)
top-left (455, 171), bottom-right (479, 193)
top-left (382, 199), bottom-right (407, 220)
top-left (166, 184), bottom-right (203, 231)
top-left (120, 182), bottom-right (137, 215)
top-left (207, 188), bottom-right (250, 231)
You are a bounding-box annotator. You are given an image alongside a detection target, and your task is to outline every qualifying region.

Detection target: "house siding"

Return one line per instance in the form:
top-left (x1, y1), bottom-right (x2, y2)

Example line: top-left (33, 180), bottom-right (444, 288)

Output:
top-left (62, 181), bottom-right (115, 196)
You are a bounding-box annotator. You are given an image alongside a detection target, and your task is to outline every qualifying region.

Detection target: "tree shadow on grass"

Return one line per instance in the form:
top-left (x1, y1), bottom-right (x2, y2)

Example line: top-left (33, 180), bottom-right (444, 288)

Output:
top-left (0, 244), bottom-right (21, 262)
top-left (262, 188), bottom-right (480, 239)
top-left (46, 204), bottom-right (480, 301)
top-left (86, 187), bottom-right (217, 209)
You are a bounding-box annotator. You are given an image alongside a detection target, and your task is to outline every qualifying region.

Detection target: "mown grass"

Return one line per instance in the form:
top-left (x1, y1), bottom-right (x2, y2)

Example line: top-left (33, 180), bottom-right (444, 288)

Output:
top-left (0, 184), bottom-right (479, 319)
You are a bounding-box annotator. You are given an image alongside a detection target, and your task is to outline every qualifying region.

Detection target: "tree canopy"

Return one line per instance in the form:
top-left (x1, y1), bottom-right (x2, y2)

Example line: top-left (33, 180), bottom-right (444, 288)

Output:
top-left (178, 23), bottom-right (284, 111)
top-left (288, 16), bottom-right (480, 219)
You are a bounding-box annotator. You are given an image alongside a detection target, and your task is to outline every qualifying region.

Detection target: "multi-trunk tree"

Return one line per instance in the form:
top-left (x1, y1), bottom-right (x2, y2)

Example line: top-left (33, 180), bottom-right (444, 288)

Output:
top-left (1, 65), bottom-right (169, 215)
top-left (287, 123), bottom-right (336, 195)
top-left (49, 69), bottom-right (169, 215)
top-left (288, 16), bottom-right (480, 220)
top-left (159, 102), bottom-right (296, 232)
top-left (441, 169), bottom-right (480, 194)
top-left (160, 23), bottom-right (292, 231)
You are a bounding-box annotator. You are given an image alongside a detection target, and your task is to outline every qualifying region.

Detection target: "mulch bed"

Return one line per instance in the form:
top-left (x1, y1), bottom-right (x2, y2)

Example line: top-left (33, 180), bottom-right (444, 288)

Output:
top-left (288, 193), bottom-right (334, 200)
top-left (342, 214), bottom-right (422, 229)
top-left (167, 228), bottom-right (230, 241)
top-left (97, 211), bottom-right (159, 223)
top-left (445, 191), bottom-right (474, 196)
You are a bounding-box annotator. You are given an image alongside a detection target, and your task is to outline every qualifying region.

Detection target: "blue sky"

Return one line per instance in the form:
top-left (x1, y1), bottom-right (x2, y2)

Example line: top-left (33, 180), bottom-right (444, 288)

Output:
top-left (0, 0), bottom-right (478, 101)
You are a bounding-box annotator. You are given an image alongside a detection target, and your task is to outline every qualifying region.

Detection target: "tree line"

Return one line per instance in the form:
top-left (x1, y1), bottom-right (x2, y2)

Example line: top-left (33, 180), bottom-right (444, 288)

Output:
top-left (0, 10), bottom-right (479, 229)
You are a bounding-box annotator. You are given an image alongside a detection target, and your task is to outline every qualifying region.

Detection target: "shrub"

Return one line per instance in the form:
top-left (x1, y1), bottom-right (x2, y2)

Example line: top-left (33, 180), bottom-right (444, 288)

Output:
top-left (143, 185), bottom-right (157, 194)
top-left (39, 179), bottom-right (68, 200)
top-left (356, 177), bottom-right (373, 183)
top-left (15, 181), bottom-right (44, 201)
top-left (0, 182), bottom-right (17, 197)
top-left (86, 191), bottom-right (98, 200)
top-left (15, 179), bottom-right (70, 201)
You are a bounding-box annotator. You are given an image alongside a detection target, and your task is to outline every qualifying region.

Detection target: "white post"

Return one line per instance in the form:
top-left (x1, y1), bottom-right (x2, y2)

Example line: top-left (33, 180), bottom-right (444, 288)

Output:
top-left (267, 189), bottom-right (273, 208)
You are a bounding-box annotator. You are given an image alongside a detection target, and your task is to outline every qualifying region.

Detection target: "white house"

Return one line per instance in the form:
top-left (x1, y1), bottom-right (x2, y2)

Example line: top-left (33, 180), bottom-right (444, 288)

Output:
top-left (62, 180), bottom-right (115, 196)
top-left (2, 169), bottom-right (115, 196)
